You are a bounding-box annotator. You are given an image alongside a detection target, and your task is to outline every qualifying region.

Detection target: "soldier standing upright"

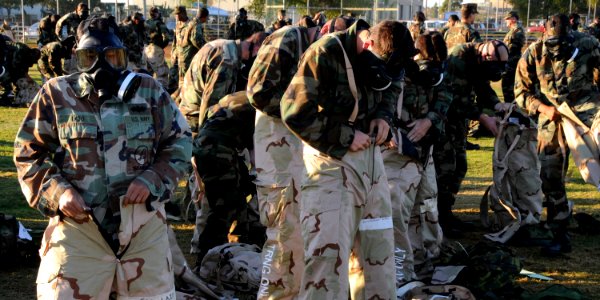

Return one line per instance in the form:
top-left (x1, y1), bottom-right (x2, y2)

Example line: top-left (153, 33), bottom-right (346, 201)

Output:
top-left (227, 8), bottom-right (265, 40)
top-left (172, 6), bottom-right (208, 89)
top-left (143, 6), bottom-right (170, 87)
top-left (515, 14), bottom-right (600, 256)
top-left (56, 3), bottom-right (89, 73)
top-left (246, 19), bottom-right (321, 300)
top-left (433, 40), bottom-right (509, 237)
top-left (55, 3), bottom-right (89, 39)
top-left (502, 11), bottom-right (525, 103)
top-left (384, 32), bottom-right (450, 284)
top-left (281, 20), bottom-right (416, 299)
top-left (444, 3), bottom-right (482, 50)
top-left (14, 16), bottom-right (192, 298)
top-left (119, 12), bottom-right (146, 71)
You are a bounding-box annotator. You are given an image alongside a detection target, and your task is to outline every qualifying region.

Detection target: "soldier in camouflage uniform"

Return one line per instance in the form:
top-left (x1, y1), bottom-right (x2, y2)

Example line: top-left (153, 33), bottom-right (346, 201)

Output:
top-left (56, 3), bottom-right (89, 74)
top-left (13, 16), bottom-right (192, 298)
top-left (179, 32), bottom-right (266, 134)
top-left (384, 32), bottom-right (450, 284)
top-left (410, 11), bottom-right (427, 42)
top-left (439, 14), bottom-right (459, 38)
top-left (143, 6), bottom-right (170, 88)
top-left (56, 3), bottom-right (89, 39)
top-left (515, 14), bottom-right (600, 256)
top-left (433, 40), bottom-right (509, 237)
top-left (246, 20), bottom-right (322, 300)
top-left (444, 3), bottom-right (482, 50)
top-left (586, 16), bottom-right (600, 39)
top-left (191, 91), bottom-right (258, 264)
top-left (119, 12), bottom-right (146, 71)
top-left (0, 39), bottom-right (41, 106)
top-left (37, 36), bottom-right (76, 80)
top-left (502, 11), bottom-right (525, 103)
top-left (172, 6), bottom-right (208, 88)
top-left (281, 20), bottom-right (416, 299)
top-left (227, 8), bottom-right (265, 40)
top-left (37, 14), bottom-right (60, 48)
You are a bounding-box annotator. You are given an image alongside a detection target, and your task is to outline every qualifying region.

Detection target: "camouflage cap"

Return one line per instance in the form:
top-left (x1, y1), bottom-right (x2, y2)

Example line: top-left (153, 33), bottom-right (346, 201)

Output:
top-left (461, 3), bottom-right (478, 14)
top-left (504, 11), bottom-right (519, 20)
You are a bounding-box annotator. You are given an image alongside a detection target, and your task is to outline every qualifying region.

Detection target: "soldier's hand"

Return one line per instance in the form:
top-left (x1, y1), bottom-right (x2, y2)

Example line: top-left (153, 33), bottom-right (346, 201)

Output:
top-left (407, 118), bottom-right (432, 142)
top-left (59, 188), bottom-right (90, 221)
top-left (538, 104), bottom-right (561, 122)
top-left (479, 114), bottom-right (498, 137)
top-left (124, 179), bottom-right (151, 206)
top-left (350, 130), bottom-right (371, 152)
top-left (369, 119), bottom-right (390, 145)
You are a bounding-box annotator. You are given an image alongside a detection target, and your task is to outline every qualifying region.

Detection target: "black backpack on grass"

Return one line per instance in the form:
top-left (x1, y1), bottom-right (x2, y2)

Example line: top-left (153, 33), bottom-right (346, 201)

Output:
top-left (0, 213), bottom-right (19, 266)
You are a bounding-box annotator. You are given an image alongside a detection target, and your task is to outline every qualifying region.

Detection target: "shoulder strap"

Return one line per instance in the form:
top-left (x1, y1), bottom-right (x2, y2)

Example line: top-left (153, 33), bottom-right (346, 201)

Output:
top-left (294, 27), bottom-right (302, 58)
top-left (332, 35), bottom-right (359, 124)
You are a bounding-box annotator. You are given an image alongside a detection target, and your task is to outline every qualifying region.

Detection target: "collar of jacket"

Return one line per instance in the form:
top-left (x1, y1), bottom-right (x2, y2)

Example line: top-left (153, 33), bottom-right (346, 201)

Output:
top-left (336, 19), bottom-right (370, 66)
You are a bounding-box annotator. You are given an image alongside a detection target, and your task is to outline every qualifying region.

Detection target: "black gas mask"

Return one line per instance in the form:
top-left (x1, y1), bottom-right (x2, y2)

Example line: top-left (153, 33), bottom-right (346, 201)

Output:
top-left (544, 35), bottom-right (577, 61)
top-left (413, 60), bottom-right (444, 87)
top-left (75, 22), bottom-right (141, 102)
top-left (358, 50), bottom-right (399, 91)
top-left (240, 42), bottom-right (255, 81)
top-left (480, 61), bottom-right (505, 82)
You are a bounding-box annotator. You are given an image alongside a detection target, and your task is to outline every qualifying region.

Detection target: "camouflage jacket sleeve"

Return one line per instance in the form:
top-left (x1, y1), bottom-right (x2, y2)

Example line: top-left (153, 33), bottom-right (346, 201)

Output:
top-left (135, 82), bottom-right (193, 201)
top-left (199, 52), bottom-right (238, 118)
top-left (447, 55), bottom-right (497, 120)
top-left (281, 44), bottom-right (355, 159)
top-left (55, 13), bottom-right (71, 37)
top-left (190, 21), bottom-right (206, 50)
top-left (49, 45), bottom-right (64, 76)
top-left (247, 29), bottom-right (304, 117)
top-left (14, 85), bottom-right (74, 217)
top-left (427, 78), bottom-right (453, 133)
top-left (514, 42), bottom-right (544, 115)
top-left (468, 27), bottom-right (482, 43)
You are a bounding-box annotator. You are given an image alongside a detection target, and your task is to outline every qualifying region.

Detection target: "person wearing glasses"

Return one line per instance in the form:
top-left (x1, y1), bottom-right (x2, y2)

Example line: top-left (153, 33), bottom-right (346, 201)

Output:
top-left (13, 16), bottom-right (192, 298)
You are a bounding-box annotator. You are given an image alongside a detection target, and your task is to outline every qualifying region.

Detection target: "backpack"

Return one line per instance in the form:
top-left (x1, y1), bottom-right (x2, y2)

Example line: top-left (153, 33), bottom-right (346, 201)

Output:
top-left (442, 240), bottom-right (522, 299)
top-left (408, 285), bottom-right (476, 300)
top-left (198, 243), bottom-right (262, 293)
top-left (480, 106), bottom-right (543, 243)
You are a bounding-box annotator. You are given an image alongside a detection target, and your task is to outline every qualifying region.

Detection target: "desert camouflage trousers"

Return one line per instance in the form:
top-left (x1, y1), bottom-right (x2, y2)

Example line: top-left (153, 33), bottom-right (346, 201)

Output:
top-left (14, 76), bottom-right (41, 106)
top-left (382, 147), bottom-right (442, 284)
top-left (36, 204), bottom-right (175, 299)
top-left (254, 112), bottom-right (304, 300)
top-left (299, 144), bottom-right (396, 300)
top-left (143, 44), bottom-right (169, 88)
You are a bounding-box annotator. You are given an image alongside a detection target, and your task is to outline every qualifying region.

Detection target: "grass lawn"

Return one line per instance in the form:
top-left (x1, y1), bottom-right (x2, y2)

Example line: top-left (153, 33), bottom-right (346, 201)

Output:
top-left (0, 72), bottom-right (599, 298)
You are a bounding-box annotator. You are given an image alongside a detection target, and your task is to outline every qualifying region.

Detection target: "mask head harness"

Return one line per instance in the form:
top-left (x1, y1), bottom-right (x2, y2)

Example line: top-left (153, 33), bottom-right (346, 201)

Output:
top-left (411, 32), bottom-right (448, 87)
top-left (75, 16), bottom-right (141, 102)
top-left (364, 20), bottom-right (418, 91)
top-left (478, 40), bottom-right (509, 82)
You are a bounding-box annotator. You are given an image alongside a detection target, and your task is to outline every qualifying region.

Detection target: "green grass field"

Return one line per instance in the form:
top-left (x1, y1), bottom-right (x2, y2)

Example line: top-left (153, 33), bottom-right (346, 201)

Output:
top-left (0, 76), bottom-right (599, 298)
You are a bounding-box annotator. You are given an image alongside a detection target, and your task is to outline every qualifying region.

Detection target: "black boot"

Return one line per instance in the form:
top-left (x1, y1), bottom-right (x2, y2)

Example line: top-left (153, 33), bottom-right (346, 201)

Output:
top-left (541, 220), bottom-right (572, 257)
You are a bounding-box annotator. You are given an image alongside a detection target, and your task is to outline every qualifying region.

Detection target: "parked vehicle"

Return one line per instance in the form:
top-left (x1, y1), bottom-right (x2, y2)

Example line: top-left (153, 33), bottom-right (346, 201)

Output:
top-left (27, 22), bottom-right (39, 42)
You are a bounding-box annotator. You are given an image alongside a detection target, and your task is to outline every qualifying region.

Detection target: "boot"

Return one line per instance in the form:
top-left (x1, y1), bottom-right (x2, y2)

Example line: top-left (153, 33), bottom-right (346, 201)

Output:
top-left (466, 141), bottom-right (480, 150)
top-left (541, 220), bottom-right (572, 257)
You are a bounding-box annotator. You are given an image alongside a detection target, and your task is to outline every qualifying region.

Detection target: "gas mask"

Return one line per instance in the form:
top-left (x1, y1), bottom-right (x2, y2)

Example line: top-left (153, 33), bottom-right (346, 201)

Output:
top-left (413, 60), bottom-right (444, 87)
top-left (239, 42), bottom-right (256, 81)
top-left (480, 61), bottom-right (505, 82)
top-left (544, 35), bottom-right (578, 61)
top-left (76, 28), bottom-right (141, 102)
top-left (358, 50), bottom-right (396, 91)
